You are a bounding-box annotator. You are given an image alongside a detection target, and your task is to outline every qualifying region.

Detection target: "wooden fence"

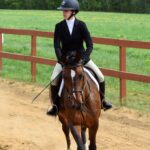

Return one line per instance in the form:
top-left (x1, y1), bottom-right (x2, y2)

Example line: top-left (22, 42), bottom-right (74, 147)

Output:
top-left (0, 28), bottom-right (150, 104)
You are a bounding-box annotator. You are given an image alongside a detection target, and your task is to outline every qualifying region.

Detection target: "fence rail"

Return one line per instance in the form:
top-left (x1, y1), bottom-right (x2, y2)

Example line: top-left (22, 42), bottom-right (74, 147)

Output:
top-left (0, 28), bottom-right (150, 104)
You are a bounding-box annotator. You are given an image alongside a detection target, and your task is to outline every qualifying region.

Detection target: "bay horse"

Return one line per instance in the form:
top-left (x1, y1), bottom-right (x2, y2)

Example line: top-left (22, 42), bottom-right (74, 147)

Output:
top-left (57, 52), bottom-right (101, 150)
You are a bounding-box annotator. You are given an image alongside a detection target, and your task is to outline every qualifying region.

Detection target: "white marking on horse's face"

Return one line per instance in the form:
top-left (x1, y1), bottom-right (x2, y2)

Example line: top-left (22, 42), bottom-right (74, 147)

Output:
top-left (71, 69), bottom-right (76, 79)
top-left (73, 93), bottom-right (76, 99)
top-left (71, 70), bottom-right (76, 99)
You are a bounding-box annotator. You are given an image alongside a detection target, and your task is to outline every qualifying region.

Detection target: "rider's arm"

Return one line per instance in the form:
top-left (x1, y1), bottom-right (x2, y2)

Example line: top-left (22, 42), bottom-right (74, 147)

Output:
top-left (81, 22), bottom-right (93, 62)
top-left (54, 24), bottom-right (62, 62)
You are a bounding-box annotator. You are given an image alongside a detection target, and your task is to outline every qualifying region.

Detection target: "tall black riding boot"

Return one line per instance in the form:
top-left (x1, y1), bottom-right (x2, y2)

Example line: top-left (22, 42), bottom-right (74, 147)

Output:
top-left (99, 81), bottom-right (112, 111)
top-left (47, 85), bottom-right (59, 116)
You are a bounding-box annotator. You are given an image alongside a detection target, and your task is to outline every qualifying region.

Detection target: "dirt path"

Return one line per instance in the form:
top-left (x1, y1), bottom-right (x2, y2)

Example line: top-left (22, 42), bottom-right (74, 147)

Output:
top-left (0, 78), bottom-right (150, 150)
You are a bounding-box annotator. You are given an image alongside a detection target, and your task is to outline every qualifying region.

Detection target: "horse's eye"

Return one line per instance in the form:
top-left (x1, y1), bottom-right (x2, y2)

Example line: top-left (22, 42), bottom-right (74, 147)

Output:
top-left (78, 75), bottom-right (83, 80)
top-left (63, 75), bottom-right (67, 79)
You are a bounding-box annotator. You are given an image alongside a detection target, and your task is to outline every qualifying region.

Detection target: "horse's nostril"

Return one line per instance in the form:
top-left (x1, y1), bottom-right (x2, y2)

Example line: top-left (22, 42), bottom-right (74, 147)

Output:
top-left (68, 95), bottom-right (71, 100)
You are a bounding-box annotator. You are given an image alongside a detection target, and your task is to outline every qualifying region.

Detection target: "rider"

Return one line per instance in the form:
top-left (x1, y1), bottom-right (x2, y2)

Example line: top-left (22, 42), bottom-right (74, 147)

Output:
top-left (47, 0), bottom-right (112, 116)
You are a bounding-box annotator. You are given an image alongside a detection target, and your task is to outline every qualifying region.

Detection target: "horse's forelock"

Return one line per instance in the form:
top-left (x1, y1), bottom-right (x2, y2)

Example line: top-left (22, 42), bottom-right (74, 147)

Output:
top-left (64, 51), bottom-right (82, 66)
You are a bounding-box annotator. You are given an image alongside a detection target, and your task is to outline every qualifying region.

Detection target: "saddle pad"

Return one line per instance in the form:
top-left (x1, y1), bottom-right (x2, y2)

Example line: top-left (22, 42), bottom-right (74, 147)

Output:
top-left (83, 68), bottom-right (99, 91)
top-left (58, 79), bottom-right (64, 97)
top-left (58, 67), bottom-right (99, 97)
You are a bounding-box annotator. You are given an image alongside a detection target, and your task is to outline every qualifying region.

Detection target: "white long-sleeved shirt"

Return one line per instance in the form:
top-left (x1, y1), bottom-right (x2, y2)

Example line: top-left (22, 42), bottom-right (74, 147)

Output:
top-left (66, 17), bottom-right (75, 35)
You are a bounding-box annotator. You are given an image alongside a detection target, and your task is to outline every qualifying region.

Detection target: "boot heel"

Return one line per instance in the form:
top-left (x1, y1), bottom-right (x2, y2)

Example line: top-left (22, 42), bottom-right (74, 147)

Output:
top-left (47, 105), bottom-right (58, 116)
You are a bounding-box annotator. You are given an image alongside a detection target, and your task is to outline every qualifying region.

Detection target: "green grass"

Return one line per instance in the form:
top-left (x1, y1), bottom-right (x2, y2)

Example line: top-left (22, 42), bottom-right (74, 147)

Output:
top-left (0, 10), bottom-right (150, 113)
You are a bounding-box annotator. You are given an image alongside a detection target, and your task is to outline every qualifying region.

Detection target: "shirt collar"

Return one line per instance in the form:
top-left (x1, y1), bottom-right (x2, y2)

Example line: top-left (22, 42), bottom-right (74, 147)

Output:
top-left (66, 17), bottom-right (75, 24)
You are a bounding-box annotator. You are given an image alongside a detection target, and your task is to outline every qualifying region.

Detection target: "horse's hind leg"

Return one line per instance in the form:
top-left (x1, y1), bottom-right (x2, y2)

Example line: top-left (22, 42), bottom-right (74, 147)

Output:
top-left (62, 124), bottom-right (71, 150)
top-left (88, 122), bottom-right (99, 150)
top-left (69, 125), bottom-right (86, 150)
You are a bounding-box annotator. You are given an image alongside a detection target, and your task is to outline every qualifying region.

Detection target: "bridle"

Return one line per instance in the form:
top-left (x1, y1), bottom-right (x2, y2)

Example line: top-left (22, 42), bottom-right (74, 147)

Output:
top-left (62, 64), bottom-right (91, 106)
top-left (62, 63), bottom-right (91, 125)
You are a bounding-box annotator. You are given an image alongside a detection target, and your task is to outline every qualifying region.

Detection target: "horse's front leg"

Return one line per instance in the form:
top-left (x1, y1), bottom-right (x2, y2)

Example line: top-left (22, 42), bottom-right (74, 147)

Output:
top-left (69, 125), bottom-right (86, 150)
top-left (62, 124), bottom-right (71, 150)
top-left (81, 127), bottom-right (86, 145)
top-left (88, 121), bottom-right (99, 150)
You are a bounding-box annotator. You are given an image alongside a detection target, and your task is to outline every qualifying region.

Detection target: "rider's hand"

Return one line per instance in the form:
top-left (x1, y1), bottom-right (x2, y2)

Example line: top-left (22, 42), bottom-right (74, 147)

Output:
top-left (58, 60), bottom-right (64, 67)
top-left (82, 57), bottom-right (89, 65)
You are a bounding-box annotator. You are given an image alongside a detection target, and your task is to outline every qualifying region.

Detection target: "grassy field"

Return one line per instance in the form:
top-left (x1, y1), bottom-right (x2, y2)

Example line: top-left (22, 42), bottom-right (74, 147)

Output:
top-left (0, 10), bottom-right (150, 112)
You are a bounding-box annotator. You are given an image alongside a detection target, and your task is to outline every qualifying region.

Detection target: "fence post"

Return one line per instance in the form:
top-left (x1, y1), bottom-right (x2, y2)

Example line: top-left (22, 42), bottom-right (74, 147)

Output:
top-left (31, 35), bottom-right (37, 82)
top-left (119, 46), bottom-right (126, 104)
top-left (0, 33), bottom-right (2, 71)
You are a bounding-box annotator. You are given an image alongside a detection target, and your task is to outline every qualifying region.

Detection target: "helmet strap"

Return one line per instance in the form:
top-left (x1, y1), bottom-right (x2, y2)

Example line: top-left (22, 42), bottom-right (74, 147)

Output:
top-left (67, 10), bottom-right (75, 20)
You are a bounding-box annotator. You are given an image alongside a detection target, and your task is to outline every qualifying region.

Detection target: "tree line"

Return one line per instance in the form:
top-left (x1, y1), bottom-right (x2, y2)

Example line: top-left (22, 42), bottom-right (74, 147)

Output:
top-left (0, 0), bottom-right (150, 13)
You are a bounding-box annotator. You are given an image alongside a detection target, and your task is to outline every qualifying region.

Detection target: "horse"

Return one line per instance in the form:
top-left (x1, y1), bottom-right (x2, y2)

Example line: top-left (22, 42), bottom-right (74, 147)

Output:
top-left (57, 52), bottom-right (101, 150)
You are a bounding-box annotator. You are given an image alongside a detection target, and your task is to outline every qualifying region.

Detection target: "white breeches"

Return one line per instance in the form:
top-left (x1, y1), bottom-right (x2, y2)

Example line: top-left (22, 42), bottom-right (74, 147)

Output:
top-left (50, 60), bottom-right (104, 85)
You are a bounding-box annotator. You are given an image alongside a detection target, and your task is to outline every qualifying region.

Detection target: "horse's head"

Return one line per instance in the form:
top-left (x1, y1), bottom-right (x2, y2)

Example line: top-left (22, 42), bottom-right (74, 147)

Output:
top-left (62, 52), bottom-right (86, 107)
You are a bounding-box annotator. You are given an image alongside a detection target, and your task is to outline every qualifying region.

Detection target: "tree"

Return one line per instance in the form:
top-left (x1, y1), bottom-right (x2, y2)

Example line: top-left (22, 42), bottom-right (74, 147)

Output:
top-left (0, 0), bottom-right (149, 13)
top-left (0, 0), bottom-right (6, 9)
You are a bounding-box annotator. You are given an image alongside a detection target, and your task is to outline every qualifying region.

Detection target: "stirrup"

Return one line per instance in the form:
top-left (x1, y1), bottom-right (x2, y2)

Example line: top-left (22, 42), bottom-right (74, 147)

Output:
top-left (102, 99), bottom-right (112, 111)
top-left (47, 105), bottom-right (58, 116)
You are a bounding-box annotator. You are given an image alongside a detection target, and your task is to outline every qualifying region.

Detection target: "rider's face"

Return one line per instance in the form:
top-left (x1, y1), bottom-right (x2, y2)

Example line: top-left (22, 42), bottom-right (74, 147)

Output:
top-left (63, 10), bottom-right (73, 20)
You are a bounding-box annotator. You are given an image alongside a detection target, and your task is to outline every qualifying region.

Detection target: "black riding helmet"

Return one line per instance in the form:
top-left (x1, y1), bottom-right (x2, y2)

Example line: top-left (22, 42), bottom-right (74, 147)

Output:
top-left (57, 0), bottom-right (80, 20)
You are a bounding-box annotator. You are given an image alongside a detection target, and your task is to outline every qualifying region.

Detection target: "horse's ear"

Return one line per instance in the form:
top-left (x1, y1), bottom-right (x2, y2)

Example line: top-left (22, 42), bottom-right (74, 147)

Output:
top-left (75, 52), bottom-right (82, 64)
top-left (66, 51), bottom-right (76, 65)
top-left (79, 59), bottom-right (84, 65)
top-left (62, 51), bottom-right (83, 66)
top-left (61, 54), bottom-right (67, 64)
